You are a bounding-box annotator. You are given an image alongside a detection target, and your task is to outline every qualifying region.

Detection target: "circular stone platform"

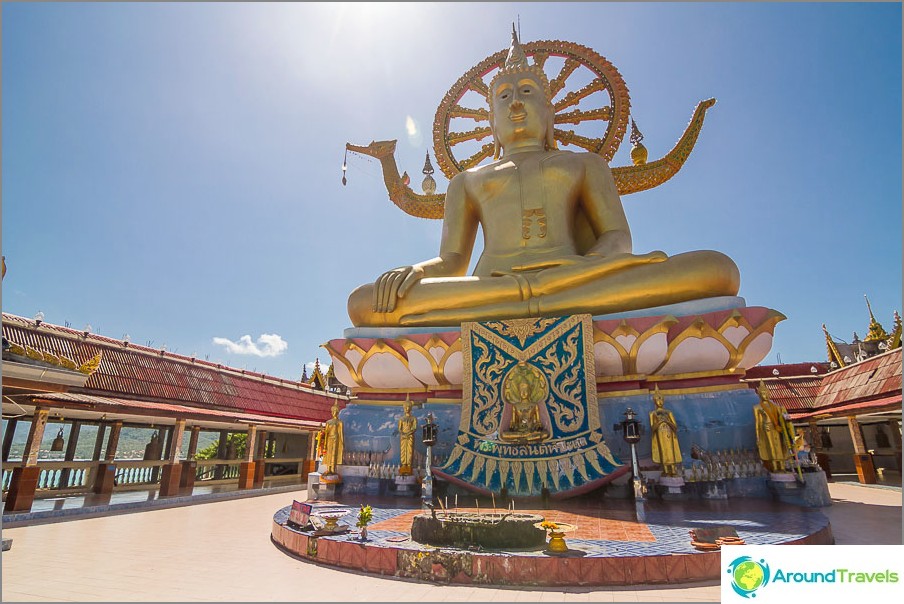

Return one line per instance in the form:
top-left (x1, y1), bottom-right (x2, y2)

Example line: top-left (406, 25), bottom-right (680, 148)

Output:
top-left (271, 495), bottom-right (833, 586)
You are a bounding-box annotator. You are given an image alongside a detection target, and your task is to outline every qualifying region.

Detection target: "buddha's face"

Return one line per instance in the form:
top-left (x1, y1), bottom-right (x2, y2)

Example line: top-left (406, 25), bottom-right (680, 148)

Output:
top-left (490, 71), bottom-right (551, 151)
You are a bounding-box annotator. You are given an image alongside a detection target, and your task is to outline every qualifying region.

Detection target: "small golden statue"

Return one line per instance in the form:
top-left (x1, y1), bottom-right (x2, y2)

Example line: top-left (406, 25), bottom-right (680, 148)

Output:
top-left (649, 386), bottom-right (682, 477)
top-left (397, 396), bottom-right (418, 475)
top-left (754, 381), bottom-right (792, 473)
top-left (500, 361), bottom-right (549, 443)
top-left (322, 402), bottom-right (345, 480)
top-left (347, 28), bottom-right (739, 327)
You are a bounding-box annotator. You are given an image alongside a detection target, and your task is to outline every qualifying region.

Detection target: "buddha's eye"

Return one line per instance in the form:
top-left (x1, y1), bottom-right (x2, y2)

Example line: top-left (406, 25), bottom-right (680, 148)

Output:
top-left (522, 87), bottom-right (532, 94)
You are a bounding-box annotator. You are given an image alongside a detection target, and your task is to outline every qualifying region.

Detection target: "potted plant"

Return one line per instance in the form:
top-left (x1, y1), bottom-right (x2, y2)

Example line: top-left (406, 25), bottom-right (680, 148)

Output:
top-left (537, 519), bottom-right (576, 553)
top-left (356, 504), bottom-right (373, 540)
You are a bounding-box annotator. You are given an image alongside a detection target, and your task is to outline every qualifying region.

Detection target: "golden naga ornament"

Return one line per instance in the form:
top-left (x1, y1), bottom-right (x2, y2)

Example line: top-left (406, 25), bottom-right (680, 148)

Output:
top-left (346, 38), bottom-right (717, 220)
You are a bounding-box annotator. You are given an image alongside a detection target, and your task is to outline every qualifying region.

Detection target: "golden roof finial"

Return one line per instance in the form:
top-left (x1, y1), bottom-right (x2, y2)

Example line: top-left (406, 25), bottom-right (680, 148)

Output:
top-left (863, 294), bottom-right (889, 342)
top-left (78, 352), bottom-right (103, 375)
top-left (822, 323), bottom-right (845, 368)
top-left (421, 151), bottom-right (437, 195)
top-left (888, 310), bottom-right (902, 350)
top-left (629, 118), bottom-right (648, 166)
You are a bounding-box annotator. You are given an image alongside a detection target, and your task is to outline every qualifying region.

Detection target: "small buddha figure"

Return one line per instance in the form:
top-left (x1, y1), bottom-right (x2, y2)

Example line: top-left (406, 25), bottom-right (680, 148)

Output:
top-left (649, 386), bottom-right (682, 477)
top-left (397, 396), bottom-right (418, 475)
top-left (347, 28), bottom-right (739, 327)
top-left (754, 382), bottom-right (790, 473)
top-left (322, 402), bottom-right (345, 478)
top-left (500, 362), bottom-right (549, 443)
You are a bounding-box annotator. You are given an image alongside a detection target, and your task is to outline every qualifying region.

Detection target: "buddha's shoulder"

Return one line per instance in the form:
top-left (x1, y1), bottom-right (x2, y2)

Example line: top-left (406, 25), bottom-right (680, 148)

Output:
top-left (461, 149), bottom-right (603, 173)
top-left (540, 149), bottom-right (609, 169)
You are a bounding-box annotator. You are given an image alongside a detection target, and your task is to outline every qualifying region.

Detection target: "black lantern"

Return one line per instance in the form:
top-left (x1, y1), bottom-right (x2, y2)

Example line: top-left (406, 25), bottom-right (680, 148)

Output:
top-left (614, 407), bottom-right (645, 502)
top-left (422, 413), bottom-right (438, 447)
top-left (421, 413), bottom-right (437, 507)
top-left (615, 408), bottom-right (643, 444)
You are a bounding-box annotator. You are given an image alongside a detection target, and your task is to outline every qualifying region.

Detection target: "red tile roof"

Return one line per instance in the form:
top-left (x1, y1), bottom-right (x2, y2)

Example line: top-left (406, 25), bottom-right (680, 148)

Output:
top-left (788, 394), bottom-right (901, 420)
top-left (814, 348), bottom-right (901, 408)
top-left (744, 376), bottom-right (824, 411)
top-left (3, 313), bottom-right (340, 424)
top-left (744, 349), bottom-right (901, 419)
top-left (28, 392), bottom-right (324, 429)
top-left (745, 362), bottom-right (830, 379)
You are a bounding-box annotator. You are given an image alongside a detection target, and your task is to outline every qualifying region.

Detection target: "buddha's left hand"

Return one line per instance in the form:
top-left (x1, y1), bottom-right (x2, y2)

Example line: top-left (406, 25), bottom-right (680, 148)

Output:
top-left (511, 250), bottom-right (666, 273)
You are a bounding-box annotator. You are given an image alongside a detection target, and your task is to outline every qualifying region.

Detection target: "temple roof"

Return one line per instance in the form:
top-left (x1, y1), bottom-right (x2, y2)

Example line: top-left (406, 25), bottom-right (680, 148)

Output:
top-left (746, 348), bottom-right (902, 421)
top-left (814, 347), bottom-right (902, 409)
top-left (2, 312), bottom-right (342, 425)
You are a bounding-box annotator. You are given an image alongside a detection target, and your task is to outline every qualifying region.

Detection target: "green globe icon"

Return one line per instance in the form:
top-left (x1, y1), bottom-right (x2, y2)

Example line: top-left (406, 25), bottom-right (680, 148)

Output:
top-left (733, 561), bottom-right (764, 592)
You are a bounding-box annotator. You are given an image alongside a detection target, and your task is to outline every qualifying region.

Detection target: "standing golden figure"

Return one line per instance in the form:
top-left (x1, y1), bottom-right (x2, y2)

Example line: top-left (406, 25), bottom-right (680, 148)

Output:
top-left (322, 402), bottom-right (344, 479)
top-left (649, 386), bottom-right (682, 477)
top-left (347, 28), bottom-right (739, 327)
top-left (753, 381), bottom-right (792, 473)
top-left (397, 396), bottom-right (418, 476)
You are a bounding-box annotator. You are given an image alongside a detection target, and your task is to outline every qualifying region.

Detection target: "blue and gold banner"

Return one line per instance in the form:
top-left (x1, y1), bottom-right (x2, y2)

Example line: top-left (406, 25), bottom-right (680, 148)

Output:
top-left (437, 315), bottom-right (623, 496)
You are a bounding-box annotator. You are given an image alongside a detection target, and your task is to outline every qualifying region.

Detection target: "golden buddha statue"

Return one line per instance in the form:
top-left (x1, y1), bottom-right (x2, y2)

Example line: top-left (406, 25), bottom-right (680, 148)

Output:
top-left (753, 381), bottom-right (791, 473)
top-left (500, 362), bottom-right (549, 443)
top-left (347, 29), bottom-right (739, 328)
top-left (649, 386), bottom-right (682, 477)
top-left (397, 396), bottom-right (418, 475)
top-left (322, 402), bottom-right (344, 478)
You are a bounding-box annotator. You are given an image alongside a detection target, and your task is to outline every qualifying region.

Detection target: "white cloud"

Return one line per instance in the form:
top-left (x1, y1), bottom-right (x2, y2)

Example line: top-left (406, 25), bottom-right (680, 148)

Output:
top-left (212, 333), bottom-right (288, 357)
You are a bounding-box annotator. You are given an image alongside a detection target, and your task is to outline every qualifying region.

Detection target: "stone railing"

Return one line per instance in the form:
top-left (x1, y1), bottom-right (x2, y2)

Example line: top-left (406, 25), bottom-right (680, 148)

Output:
top-left (1, 455), bottom-right (310, 496)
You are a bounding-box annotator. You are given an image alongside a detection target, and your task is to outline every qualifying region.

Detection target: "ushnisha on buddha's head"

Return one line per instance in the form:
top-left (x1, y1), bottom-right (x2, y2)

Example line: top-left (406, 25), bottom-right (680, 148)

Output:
top-left (488, 26), bottom-right (557, 159)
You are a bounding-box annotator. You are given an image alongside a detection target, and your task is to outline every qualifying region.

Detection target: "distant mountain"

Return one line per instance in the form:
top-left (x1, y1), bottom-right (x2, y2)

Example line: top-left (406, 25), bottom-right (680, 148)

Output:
top-left (6, 424), bottom-right (220, 461)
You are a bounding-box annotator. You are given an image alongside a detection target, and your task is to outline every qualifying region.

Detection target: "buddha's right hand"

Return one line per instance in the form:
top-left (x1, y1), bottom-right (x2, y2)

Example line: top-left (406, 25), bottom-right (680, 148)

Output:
top-left (373, 265), bottom-right (425, 313)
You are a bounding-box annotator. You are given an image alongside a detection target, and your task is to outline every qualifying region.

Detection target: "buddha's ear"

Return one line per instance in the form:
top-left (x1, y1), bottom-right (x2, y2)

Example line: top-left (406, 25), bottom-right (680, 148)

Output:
top-left (545, 105), bottom-right (558, 150)
top-left (490, 115), bottom-right (502, 160)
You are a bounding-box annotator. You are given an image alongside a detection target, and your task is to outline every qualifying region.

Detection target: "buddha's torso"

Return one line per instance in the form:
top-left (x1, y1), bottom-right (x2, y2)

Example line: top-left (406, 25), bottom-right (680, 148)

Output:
top-left (465, 150), bottom-right (587, 276)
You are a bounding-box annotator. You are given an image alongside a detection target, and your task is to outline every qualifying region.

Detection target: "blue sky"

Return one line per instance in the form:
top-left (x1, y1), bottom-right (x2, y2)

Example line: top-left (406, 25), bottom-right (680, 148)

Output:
top-left (2, 2), bottom-right (901, 380)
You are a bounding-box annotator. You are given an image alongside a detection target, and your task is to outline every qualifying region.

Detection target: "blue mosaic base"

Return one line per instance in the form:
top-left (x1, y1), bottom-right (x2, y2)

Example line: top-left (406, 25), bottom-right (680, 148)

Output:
top-left (598, 388), bottom-right (761, 464)
top-left (339, 403), bottom-right (461, 468)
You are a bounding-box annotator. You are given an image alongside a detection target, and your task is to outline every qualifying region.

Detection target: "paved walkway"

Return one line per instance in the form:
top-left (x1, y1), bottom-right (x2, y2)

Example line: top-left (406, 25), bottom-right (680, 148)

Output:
top-left (1, 482), bottom-right (901, 602)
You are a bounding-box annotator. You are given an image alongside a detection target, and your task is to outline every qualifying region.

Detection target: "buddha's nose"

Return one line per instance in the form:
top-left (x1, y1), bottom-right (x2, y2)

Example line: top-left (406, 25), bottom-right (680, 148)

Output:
top-left (510, 99), bottom-right (524, 112)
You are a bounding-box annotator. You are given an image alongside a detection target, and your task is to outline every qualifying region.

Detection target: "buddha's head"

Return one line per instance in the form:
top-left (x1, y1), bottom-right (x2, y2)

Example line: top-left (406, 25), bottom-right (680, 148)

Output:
top-left (489, 27), bottom-right (557, 158)
top-left (756, 381), bottom-right (771, 404)
top-left (331, 402), bottom-right (340, 419)
top-left (653, 386), bottom-right (665, 409)
top-left (403, 396), bottom-right (413, 415)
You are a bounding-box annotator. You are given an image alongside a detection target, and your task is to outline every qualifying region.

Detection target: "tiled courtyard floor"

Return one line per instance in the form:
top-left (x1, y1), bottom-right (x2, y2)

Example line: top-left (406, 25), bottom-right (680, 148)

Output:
top-left (1, 481), bottom-right (901, 602)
